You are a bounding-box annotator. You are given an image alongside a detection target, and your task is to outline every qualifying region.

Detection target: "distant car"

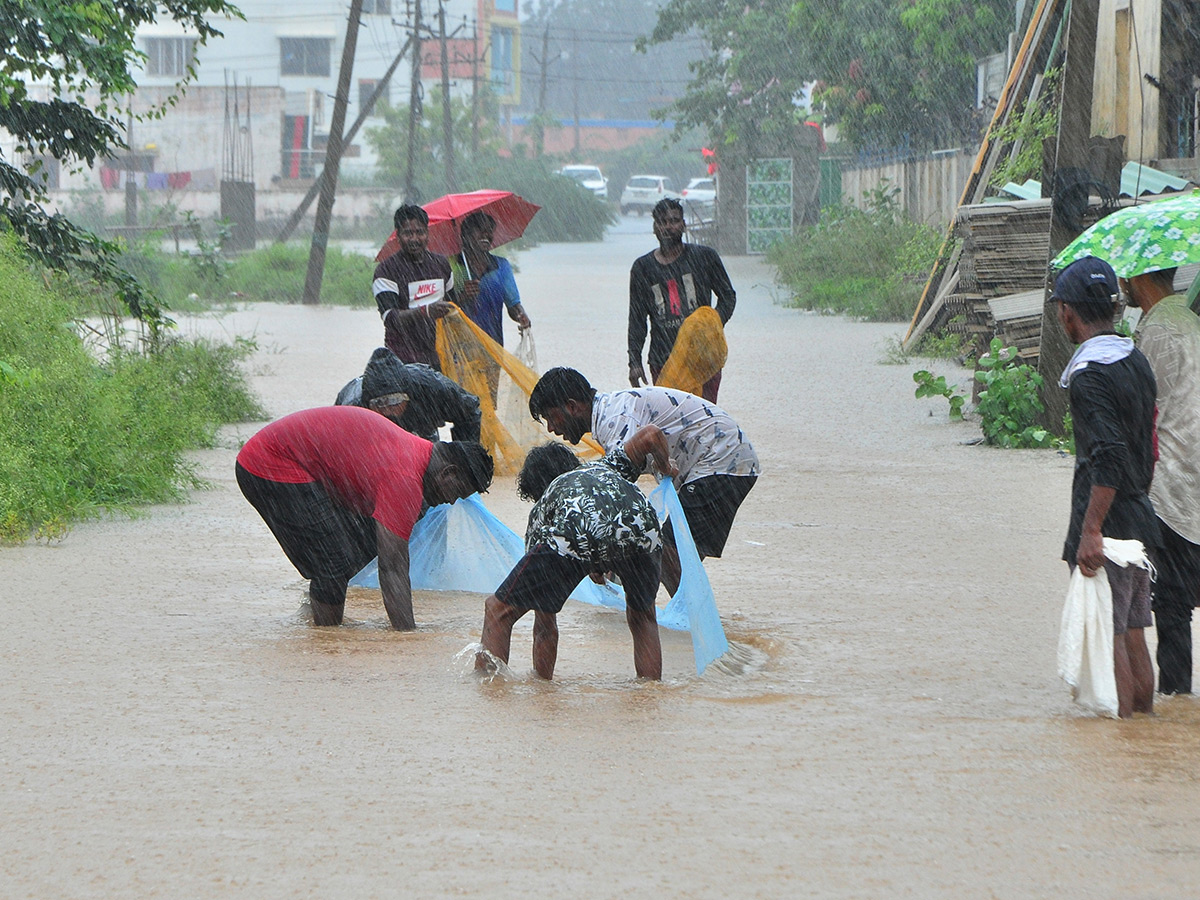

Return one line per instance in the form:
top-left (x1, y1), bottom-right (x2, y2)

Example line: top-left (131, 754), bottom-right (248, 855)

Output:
top-left (619, 175), bottom-right (681, 215)
top-left (558, 165), bottom-right (608, 200)
top-left (681, 177), bottom-right (717, 205)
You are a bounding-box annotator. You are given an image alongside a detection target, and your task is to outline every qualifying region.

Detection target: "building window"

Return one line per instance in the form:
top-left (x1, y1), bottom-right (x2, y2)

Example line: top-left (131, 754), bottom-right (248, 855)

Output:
top-left (494, 0), bottom-right (516, 11)
top-left (280, 38), bottom-right (332, 77)
top-left (359, 79), bottom-right (390, 113)
top-left (362, 0), bottom-right (391, 12)
top-left (144, 37), bottom-right (197, 77)
top-left (491, 26), bottom-right (514, 96)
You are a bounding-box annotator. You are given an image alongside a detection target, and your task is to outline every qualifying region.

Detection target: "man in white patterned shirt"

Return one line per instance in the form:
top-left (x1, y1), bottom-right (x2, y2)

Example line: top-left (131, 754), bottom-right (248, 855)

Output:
top-left (1124, 266), bottom-right (1200, 694)
top-left (529, 367), bottom-right (759, 595)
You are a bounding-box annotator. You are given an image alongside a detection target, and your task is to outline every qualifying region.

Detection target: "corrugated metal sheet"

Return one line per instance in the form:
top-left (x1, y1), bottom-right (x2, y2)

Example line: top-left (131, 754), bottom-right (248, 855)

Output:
top-left (1120, 162), bottom-right (1191, 197)
top-left (998, 162), bottom-right (1194, 201)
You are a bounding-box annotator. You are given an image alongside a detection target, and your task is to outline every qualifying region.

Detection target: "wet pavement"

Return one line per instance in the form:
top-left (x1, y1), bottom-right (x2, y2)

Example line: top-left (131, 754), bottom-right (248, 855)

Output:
top-left (3, 218), bottom-right (1199, 898)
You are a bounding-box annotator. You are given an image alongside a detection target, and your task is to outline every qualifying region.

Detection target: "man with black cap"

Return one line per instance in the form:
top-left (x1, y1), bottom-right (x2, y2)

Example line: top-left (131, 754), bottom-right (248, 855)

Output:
top-left (335, 347), bottom-right (482, 443)
top-left (236, 406), bottom-right (493, 630)
top-left (1054, 256), bottom-right (1159, 717)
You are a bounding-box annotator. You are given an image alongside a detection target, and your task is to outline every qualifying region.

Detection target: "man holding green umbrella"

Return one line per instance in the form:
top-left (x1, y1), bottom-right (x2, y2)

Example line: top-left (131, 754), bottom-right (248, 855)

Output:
top-left (1122, 267), bottom-right (1200, 694)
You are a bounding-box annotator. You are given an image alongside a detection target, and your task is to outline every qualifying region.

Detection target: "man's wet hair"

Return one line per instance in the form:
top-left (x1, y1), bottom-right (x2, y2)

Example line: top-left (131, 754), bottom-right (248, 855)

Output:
top-left (652, 197), bottom-right (684, 221)
top-left (440, 440), bottom-right (494, 494)
top-left (528, 367), bottom-right (596, 422)
top-left (394, 204), bottom-right (429, 230)
top-left (460, 211), bottom-right (496, 235)
top-left (517, 442), bottom-right (580, 502)
top-left (1143, 267), bottom-right (1177, 290)
top-left (1069, 294), bottom-right (1117, 324)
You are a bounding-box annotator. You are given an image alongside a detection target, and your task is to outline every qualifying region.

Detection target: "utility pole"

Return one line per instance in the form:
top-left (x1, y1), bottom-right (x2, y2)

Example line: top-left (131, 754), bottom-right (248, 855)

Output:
top-left (405, 0), bottom-right (424, 202)
top-left (302, 0), bottom-right (365, 305)
top-left (276, 35), bottom-right (413, 244)
top-left (437, 0), bottom-right (455, 191)
top-left (530, 25), bottom-right (561, 158)
top-left (459, 25), bottom-right (488, 159)
top-left (571, 28), bottom-right (580, 157)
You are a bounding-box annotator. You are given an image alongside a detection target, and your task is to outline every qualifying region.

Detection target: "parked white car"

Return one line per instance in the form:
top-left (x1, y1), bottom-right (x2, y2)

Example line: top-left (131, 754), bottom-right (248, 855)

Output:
top-left (681, 177), bottom-right (717, 205)
top-left (619, 175), bottom-right (681, 215)
top-left (558, 164), bottom-right (608, 200)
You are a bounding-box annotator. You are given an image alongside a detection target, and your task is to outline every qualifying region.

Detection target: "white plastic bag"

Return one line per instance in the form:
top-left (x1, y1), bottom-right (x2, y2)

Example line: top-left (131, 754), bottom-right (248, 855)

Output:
top-left (1056, 538), bottom-right (1151, 718)
top-left (514, 328), bottom-right (537, 371)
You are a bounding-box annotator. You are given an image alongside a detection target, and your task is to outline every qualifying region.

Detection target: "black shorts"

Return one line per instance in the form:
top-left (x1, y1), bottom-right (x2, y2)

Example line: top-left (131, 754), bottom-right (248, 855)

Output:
top-left (236, 463), bottom-right (378, 583)
top-left (664, 474), bottom-right (757, 558)
top-left (494, 545), bottom-right (663, 614)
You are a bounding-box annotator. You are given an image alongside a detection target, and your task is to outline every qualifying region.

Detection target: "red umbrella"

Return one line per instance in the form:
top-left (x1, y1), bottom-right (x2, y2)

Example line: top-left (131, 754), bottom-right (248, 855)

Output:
top-left (376, 189), bottom-right (541, 262)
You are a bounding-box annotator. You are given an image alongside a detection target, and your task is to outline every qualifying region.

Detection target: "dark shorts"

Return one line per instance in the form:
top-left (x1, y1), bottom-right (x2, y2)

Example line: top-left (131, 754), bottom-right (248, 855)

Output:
top-left (663, 474), bottom-right (757, 558)
top-left (1149, 520), bottom-right (1200, 615)
top-left (236, 463), bottom-right (378, 582)
top-left (494, 545), bottom-right (663, 614)
top-left (1105, 559), bottom-right (1153, 636)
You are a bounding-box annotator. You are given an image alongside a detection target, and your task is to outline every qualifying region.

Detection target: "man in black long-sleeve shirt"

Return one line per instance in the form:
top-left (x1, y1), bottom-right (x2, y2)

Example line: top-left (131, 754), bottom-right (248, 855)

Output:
top-left (336, 347), bottom-right (482, 443)
top-left (1055, 257), bottom-right (1159, 718)
top-left (628, 198), bottom-right (735, 402)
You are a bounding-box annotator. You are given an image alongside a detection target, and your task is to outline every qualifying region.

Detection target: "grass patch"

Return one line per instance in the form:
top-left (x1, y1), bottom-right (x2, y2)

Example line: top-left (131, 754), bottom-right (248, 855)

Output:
top-left (0, 235), bottom-right (265, 541)
top-left (113, 240), bottom-right (377, 308)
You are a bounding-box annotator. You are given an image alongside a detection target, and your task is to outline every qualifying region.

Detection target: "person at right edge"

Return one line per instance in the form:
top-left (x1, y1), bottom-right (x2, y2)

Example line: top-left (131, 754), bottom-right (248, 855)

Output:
top-left (1122, 266), bottom-right (1200, 694)
top-left (628, 198), bottom-right (735, 403)
top-left (1054, 257), bottom-right (1160, 718)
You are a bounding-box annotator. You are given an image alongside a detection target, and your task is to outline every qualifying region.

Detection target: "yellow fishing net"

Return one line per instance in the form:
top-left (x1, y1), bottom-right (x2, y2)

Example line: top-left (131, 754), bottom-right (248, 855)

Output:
top-left (436, 306), bottom-right (603, 475)
top-left (655, 306), bottom-right (728, 396)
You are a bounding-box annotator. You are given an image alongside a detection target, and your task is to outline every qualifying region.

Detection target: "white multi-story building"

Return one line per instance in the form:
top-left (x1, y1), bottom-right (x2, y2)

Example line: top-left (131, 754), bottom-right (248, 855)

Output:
top-left (42, 0), bottom-right (521, 194)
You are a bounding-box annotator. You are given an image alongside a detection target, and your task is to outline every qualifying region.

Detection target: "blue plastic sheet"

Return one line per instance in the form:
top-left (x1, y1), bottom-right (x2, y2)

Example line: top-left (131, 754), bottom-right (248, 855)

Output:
top-left (649, 480), bottom-right (730, 674)
top-left (348, 494), bottom-right (639, 614)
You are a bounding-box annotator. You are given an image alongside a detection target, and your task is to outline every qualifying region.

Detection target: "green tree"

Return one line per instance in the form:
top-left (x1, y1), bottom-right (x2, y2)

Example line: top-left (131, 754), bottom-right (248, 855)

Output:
top-left (0, 0), bottom-right (241, 327)
top-left (645, 0), bottom-right (1011, 154)
top-left (797, 0), bottom-right (1009, 150)
top-left (366, 86), bottom-right (503, 200)
top-left (641, 0), bottom-right (807, 154)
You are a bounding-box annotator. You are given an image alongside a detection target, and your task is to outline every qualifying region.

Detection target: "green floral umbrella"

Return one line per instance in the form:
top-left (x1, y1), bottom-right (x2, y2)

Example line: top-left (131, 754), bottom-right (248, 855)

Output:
top-left (1052, 190), bottom-right (1200, 277)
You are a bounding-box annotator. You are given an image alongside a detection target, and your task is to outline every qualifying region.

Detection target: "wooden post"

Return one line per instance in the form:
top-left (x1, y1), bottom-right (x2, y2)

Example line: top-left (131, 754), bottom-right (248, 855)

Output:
top-left (1036, 0), bottom-right (1100, 428)
top-left (302, 0), bottom-right (365, 305)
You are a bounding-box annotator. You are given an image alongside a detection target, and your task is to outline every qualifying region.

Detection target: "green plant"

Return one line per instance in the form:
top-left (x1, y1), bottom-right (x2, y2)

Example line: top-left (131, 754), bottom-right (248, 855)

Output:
top-left (990, 68), bottom-right (1061, 189)
top-left (0, 234), bottom-right (264, 541)
top-left (769, 181), bottom-right (941, 321)
top-left (973, 337), bottom-right (1057, 447)
top-left (913, 369), bottom-right (965, 420)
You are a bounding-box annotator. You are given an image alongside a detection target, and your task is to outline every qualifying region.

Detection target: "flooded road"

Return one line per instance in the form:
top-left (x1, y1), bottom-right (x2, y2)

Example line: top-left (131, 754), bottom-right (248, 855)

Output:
top-left (4, 219), bottom-right (1200, 898)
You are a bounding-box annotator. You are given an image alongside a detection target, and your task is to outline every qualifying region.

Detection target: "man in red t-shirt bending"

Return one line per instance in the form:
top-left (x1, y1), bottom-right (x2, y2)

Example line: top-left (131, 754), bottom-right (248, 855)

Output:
top-left (236, 406), bottom-right (493, 629)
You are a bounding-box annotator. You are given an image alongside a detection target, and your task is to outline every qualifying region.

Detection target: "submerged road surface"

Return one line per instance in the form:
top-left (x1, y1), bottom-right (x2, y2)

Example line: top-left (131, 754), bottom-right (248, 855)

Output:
top-left (4, 219), bottom-right (1199, 898)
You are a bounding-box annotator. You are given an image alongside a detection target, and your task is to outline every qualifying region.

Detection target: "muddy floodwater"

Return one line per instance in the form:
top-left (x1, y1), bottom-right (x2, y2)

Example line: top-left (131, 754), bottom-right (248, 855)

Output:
top-left (4, 222), bottom-right (1200, 898)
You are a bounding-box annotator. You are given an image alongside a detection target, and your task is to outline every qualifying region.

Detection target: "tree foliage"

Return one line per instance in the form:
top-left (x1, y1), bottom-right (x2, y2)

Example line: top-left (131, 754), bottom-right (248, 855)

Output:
top-left (365, 87), bottom-right (503, 201)
top-left (641, 0), bottom-right (806, 153)
top-left (645, 0), bottom-right (1011, 154)
top-left (0, 0), bottom-right (240, 327)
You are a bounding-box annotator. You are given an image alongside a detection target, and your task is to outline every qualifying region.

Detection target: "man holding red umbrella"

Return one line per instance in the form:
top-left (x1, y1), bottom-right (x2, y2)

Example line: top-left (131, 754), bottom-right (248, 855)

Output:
top-left (372, 204), bottom-right (457, 369)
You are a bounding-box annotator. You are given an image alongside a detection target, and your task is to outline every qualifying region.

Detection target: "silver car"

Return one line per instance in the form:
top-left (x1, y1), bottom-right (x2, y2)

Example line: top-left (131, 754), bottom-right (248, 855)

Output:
top-left (619, 175), bottom-right (680, 215)
top-left (558, 165), bottom-right (608, 200)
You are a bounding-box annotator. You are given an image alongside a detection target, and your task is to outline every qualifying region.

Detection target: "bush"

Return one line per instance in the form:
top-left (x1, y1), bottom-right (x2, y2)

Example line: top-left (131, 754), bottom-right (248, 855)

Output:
top-left (0, 235), bottom-right (264, 540)
top-left (767, 183), bottom-right (941, 321)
